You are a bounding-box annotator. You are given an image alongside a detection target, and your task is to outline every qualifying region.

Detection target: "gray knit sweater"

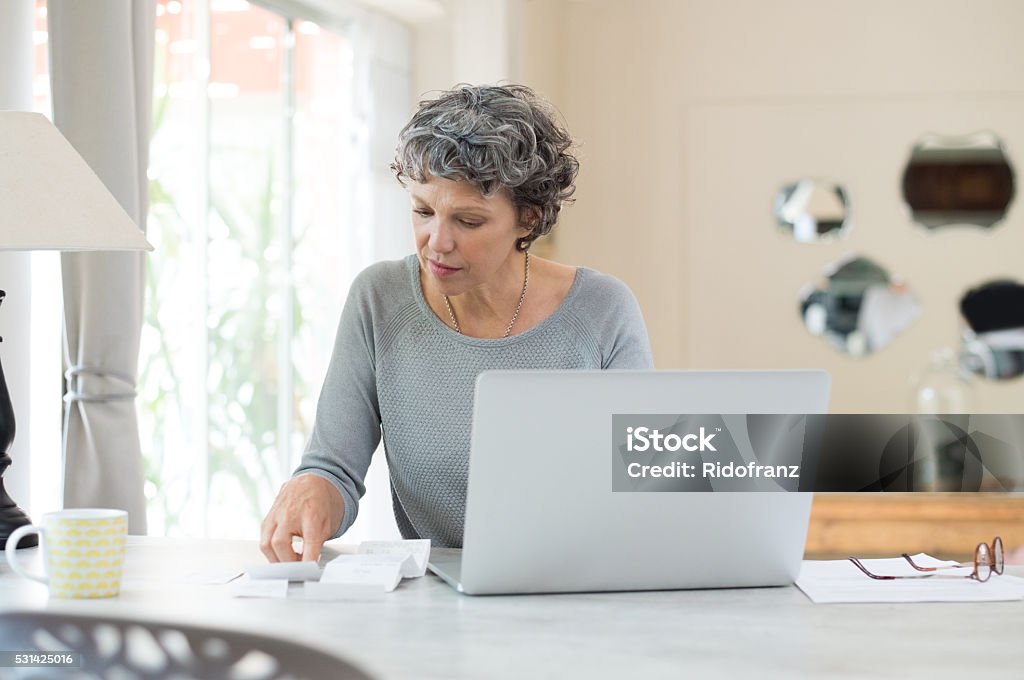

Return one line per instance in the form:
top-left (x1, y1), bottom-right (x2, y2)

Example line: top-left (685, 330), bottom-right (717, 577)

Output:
top-left (294, 254), bottom-right (653, 547)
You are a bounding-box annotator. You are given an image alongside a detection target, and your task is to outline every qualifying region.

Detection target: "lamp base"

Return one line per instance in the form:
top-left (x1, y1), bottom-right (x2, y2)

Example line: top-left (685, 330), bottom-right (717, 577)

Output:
top-left (0, 454), bottom-right (36, 550)
top-left (0, 289), bottom-right (36, 549)
top-left (0, 505), bottom-right (37, 550)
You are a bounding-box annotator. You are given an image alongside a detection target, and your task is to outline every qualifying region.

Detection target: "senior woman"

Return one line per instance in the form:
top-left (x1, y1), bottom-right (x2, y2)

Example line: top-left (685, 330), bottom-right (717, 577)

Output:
top-left (260, 84), bottom-right (652, 563)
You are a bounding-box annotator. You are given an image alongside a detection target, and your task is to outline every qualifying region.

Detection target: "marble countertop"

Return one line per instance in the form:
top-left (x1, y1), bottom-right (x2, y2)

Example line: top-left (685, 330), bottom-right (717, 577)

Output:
top-left (2, 536), bottom-right (1022, 679)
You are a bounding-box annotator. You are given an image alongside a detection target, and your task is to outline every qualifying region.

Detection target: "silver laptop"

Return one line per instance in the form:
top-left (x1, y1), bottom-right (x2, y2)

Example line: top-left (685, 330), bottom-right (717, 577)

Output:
top-left (428, 370), bottom-right (831, 595)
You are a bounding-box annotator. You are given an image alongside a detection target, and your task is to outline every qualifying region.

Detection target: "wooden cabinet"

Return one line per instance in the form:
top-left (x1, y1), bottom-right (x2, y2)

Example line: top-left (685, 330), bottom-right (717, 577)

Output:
top-left (806, 493), bottom-right (1024, 560)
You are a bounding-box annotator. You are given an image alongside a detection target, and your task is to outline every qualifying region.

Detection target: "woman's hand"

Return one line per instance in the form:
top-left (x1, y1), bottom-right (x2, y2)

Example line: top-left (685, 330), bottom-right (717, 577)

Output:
top-left (260, 474), bottom-right (344, 562)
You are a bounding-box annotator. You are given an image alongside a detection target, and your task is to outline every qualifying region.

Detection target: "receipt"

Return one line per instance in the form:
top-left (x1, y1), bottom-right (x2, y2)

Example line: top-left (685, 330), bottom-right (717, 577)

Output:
top-left (321, 555), bottom-right (404, 592)
top-left (358, 539), bottom-right (431, 578)
top-left (303, 581), bottom-right (385, 601)
top-left (245, 560), bottom-right (322, 582)
top-left (181, 568), bottom-right (244, 585)
top-left (229, 578), bottom-right (289, 598)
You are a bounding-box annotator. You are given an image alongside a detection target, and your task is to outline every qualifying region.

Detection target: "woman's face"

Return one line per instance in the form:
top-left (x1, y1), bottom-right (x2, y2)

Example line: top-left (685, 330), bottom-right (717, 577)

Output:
top-left (411, 175), bottom-right (531, 296)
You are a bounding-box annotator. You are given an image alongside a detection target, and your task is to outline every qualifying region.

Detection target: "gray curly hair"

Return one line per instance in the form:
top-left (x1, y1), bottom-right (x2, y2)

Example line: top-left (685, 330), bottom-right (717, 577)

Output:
top-left (391, 84), bottom-right (579, 251)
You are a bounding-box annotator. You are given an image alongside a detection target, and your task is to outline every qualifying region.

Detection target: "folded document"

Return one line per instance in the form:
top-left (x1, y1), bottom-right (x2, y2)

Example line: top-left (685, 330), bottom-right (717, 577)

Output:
top-left (242, 539), bottom-right (431, 596)
top-left (797, 554), bottom-right (1024, 604)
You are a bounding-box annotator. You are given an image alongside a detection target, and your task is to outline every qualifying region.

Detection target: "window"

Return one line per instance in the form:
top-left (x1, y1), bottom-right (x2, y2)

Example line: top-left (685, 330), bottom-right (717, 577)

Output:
top-left (142, 0), bottom-right (408, 538)
top-left (29, 0), bottom-right (62, 518)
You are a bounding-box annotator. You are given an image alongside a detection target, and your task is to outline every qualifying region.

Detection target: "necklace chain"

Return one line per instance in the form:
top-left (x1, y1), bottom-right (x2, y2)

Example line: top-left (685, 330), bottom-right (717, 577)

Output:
top-left (443, 251), bottom-right (530, 338)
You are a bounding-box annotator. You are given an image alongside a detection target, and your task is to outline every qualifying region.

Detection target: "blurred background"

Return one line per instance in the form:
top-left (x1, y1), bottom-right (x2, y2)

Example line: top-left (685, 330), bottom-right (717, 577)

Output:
top-left (5, 0), bottom-right (1022, 557)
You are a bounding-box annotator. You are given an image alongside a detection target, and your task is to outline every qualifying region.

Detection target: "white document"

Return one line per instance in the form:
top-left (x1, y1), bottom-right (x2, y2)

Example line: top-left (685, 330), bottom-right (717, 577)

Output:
top-left (181, 568), bottom-right (244, 585)
top-left (321, 555), bottom-right (404, 592)
top-left (229, 577), bottom-right (289, 599)
top-left (245, 560), bottom-right (322, 582)
top-left (302, 581), bottom-right (386, 601)
top-left (358, 539), bottom-right (431, 578)
top-left (797, 554), bottom-right (1024, 603)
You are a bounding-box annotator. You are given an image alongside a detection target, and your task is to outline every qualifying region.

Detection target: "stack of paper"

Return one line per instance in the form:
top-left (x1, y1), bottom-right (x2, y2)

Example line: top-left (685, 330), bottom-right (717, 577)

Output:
top-left (797, 553), bottom-right (1024, 603)
top-left (245, 560), bottom-right (323, 582)
top-left (317, 539), bottom-right (429, 588)
top-left (230, 560), bottom-right (321, 597)
top-left (238, 539), bottom-right (431, 600)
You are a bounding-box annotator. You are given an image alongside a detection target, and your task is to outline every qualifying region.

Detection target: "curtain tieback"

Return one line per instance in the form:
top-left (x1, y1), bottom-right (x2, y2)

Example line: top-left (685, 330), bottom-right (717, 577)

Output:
top-left (64, 365), bottom-right (137, 403)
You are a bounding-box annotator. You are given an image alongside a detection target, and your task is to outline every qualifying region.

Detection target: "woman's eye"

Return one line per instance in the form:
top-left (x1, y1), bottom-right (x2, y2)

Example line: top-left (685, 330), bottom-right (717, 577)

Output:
top-left (413, 209), bottom-right (432, 217)
top-left (459, 220), bottom-right (483, 228)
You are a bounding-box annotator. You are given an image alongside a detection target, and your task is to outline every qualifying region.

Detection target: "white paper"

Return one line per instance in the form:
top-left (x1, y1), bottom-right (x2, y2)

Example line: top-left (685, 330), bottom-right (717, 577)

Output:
top-left (245, 560), bottom-right (322, 582)
top-left (321, 555), bottom-right (404, 592)
top-left (229, 578), bottom-right (289, 599)
top-left (302, 581), bottom-right (386, 601)
top-left (797, 554), bottom-right (1024, 604)
top-left (180, 568), bottom-right (244, 585)
top-left (358, 539), bottom-right (431, 578)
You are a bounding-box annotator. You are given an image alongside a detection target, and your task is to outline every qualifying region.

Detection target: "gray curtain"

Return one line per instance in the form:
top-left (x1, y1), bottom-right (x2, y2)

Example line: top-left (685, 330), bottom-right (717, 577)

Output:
top-left (49, 1), bottom-right (154, 533)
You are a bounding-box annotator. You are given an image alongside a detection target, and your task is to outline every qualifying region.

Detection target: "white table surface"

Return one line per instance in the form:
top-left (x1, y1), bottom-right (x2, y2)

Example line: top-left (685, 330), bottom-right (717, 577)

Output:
top-left (1, 536), bottom-right (1022, 679)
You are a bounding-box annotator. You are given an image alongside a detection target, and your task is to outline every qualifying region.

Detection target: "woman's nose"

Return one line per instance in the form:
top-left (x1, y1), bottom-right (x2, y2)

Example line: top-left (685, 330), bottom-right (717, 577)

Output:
top-left (428, 219), bottom-right (455, 253)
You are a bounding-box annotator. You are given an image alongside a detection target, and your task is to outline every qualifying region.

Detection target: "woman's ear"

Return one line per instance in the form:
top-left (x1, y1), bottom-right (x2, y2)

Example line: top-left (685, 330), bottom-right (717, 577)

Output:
top-left (518, 205), bottom-right (542, 234)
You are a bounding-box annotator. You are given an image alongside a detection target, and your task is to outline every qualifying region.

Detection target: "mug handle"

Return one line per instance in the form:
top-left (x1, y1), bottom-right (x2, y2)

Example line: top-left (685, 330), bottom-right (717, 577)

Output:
top-left (5, 525), bottom-right (48, 585)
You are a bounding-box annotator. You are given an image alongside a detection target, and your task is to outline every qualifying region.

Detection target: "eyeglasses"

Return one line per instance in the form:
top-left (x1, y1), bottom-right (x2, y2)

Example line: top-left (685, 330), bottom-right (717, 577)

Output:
top-left (849, 537), bottom-right (1004, 583)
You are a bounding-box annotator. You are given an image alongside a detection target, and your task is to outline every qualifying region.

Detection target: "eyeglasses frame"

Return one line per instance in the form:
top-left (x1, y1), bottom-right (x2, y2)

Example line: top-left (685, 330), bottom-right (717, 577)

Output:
top-left (849, 536), bottom-right (1004, 583)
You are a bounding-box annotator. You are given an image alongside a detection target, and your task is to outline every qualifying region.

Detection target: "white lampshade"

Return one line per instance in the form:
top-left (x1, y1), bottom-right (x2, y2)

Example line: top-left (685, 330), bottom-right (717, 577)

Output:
top-left (0, 111), bottom-right (153, 252)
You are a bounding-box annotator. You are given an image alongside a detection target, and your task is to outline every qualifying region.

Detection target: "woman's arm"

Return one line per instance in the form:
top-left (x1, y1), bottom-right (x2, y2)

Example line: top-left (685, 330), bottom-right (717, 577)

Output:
top-left (598, 275), bottom-right (655, 369)
top-left (260, 268), bottom-right (384, 561)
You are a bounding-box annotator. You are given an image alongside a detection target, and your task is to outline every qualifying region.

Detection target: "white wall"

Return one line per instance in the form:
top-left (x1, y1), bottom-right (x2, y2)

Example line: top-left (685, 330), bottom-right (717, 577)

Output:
top-left (521, 0), bottom-right (1024, 412)
top-left (412, 0), bottom-right (524, 97)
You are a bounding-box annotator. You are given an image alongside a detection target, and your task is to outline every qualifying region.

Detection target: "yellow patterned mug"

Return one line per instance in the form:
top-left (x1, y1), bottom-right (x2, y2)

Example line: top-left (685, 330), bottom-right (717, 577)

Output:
top-left (5, 508), bottom-right (128, 598)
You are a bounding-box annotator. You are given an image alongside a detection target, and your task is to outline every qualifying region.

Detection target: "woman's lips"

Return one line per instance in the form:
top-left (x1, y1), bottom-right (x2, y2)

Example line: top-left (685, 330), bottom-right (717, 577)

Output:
top-left (428, 259), bottom-right (461, 277)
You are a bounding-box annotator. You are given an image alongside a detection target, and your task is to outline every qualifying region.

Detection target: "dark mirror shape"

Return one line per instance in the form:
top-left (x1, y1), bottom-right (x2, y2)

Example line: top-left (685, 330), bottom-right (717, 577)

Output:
top-left (958, 279), bottom-right (1024, 381)
top-left (799, 256), bottom-right (920, 356)
top-left (774, 179), bottom-right (851, 243)
top-left (902, 132), bottom-right (1015, 230)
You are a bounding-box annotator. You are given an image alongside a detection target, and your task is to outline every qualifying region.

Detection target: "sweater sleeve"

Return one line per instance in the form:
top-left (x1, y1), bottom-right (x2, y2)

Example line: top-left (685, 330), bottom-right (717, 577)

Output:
top-left (580, 270), bottom-right (654, 369)
top-left (604, 282), bottom-right (654, 369)
top-left (292, 267), bottom-right (383, 538)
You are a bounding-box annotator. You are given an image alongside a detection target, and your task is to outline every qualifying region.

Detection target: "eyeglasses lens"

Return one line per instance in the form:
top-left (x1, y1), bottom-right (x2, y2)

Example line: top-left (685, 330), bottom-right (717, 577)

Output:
top-left (976, 543), bottom-right (993, 582)
top-left (993, 537), bottom-right (1004, 575)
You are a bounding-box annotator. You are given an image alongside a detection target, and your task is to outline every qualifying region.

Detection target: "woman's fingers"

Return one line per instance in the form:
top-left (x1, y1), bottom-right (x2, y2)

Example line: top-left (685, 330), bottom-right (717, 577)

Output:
top-left (300, 516), bottom-right (326, 563)
top-left (258, 518), bottom-right (278, 562)
top-left (260, 475), bottom-right (344, 563)
top-left (271, 526), bottom-right (301, 562)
